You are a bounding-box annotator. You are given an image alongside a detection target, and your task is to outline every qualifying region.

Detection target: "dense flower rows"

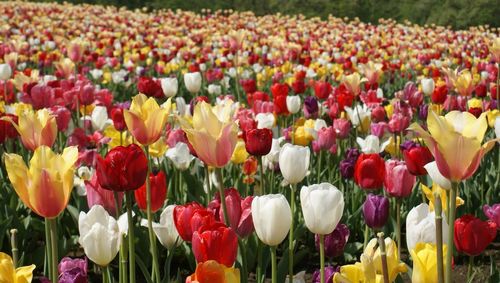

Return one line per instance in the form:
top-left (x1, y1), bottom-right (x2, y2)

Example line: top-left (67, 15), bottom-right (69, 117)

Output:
top-left (0, 1), bottom-right (499, 283)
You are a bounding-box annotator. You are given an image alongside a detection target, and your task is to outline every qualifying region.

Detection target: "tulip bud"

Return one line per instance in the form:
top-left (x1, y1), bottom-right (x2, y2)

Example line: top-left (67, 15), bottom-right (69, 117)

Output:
top-left (286, 95), bottom-right (301, 114)
top-left (192, 222), bottom-right (238, 267)
top-left (312, 266), bottom-right (339, 283)
top-left (383, 159), bottom-right (416, 198)
top-left (315, 224), bottom-right (349, 258)
top-left (207, 84), bottom-right (222, 95)
top-left (0, 64), bottom-right (12, 81)
top-left (173, 202), bottom-right (208, 242)
top-left (279, 143), bottom-right (310, 185)
top-left (300, 183), bottom-right (344, 235)
top-left (184, 72), bottom-right (202, 93)
top-left (421, 78), bottom-right (435, 96)
top-left (304, 96), bottom-right (319, 119)
top-left (134, 171), bottom-right (167, 213)
top-left (362, 194), bottom-right (389, 229)
top-left (333, 119), bottom-right (350, 139)
top-left (314, 81), bottom-right (332, 100)
top-left (110, 107), bottom-right (127, 131)
top-left (400, 141), bottom-right (434, 176)
top-left (251, 194), bottom-right (292, 246)
top-left (244, 128), bottom-right (273, 156)
top-left (86, 174), bottom-right (123, 217)
top-left (160, 77), bottom-right (178, 98)
top-left (354, 153), bottom-right (385, 189)
top-left (454, 214), bottom-right (497, 256)
top-left (406, 203), bottom-right (448, 252)
top-left (165, 142), bottom-right (194, 170)
top-left (142, 205), bottom-right (183, 249)
top-left (58, 257), bottom-right (88, 283)
top-left (317, 126), bottom-right (336, 151)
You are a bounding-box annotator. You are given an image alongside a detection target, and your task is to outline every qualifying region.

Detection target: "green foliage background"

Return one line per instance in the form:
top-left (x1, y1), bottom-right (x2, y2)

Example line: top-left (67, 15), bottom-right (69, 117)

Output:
top-left (36, 0), bottom-right (499, 29)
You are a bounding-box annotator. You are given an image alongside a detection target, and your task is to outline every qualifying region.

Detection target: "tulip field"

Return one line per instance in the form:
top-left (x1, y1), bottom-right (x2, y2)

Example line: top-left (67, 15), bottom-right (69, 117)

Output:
top-left (1, 1), bottom-right (500, 283)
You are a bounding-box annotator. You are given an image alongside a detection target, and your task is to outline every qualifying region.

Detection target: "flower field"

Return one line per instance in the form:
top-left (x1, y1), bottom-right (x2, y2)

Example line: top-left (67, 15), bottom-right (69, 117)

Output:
top-left (0, 1), bottom-right (499, 283)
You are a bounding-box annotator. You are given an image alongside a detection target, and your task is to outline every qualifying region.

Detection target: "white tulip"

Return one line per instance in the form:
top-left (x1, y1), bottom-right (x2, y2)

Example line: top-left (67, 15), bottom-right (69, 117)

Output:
top-left (141, 205), bottom-right (182, 249)
top-left (300, 183), bottom-right (344, 235)
top-left (286, 95), bottom-right (301, 114)
top-left (495, 116), bottom-right (500, 141)
top-left (165, 142), bottom-right (194, 170)
top-left (0, 64), bottom-right (12, 81)
top-left (421, 78), bottom-right (435, 96)
top-left (161, 77), bottom-right (178, 98)
top-left (285, 271), bottom-right (306, 283)
top-left (255, 112), bottom-right (275, 129)
top-left (89, 69), bottom-right (103, 80)
top-left (184, 72), bottom-right (202, 93)
top-left (90, 106), bottom-right (112, 131)
top-left (78, 205), bottom-right (120, 266)
top-left (424, 161), bottom-right (451, 190)
top-left (207, 84), bottom-right (222, 95)
top-left (356, 135), bottom-right (390, 154)
top-left (279, 144), bottom-right (310, 185)
top-left (344, 104), bottom-right (371, 127)
top-left (406, 203), bottom-right (448, 251)
top-left (251, 194), bottom-right (292, 246)
top-left (175, 97), bottom-right (187, 116)
top-left (263, 138), bottom-right (283, 170)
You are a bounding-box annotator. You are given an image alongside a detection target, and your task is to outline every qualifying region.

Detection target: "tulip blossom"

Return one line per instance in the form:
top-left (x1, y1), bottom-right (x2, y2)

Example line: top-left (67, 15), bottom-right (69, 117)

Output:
top-left (85, 173), bottom-right (123, 216)
top-left (244, 128), bottom-right (273, 156)
top-left (356, 135), bottom-right (390, 154)
top-left (406, 203), bottom-right (448, 251)
top-left (409, 110), bottom-right (497, 182)
top-left (185, 260), bottom-right (240, 283)
top-left (58, 257), bottom-right (87, 283)
top-left (354, 153), bottom-right (385, 189)
top-left (454, 214), bottom-right (497, 256)
top-left (192, 222), bottom-right (238, 267)
top-left (231, 140), bottom-right (249, 164)
top-left (180, 101), bottom-right (238, 168)
top-left (300, 183), bottom-right (344, 235)
top-left (410, 243), bottom-right (448, 283)
top-left (279, 143), bottom-right (310, 185)
top-left (333, 254), bottom-right (381, 283)
top-left (312, 266), bottom-right (338, 283)
top-left (341, 73), bottom-right (365, 96)
top-left (5, 146), bottom-right (78, 218)
top-left (315, 224), bottom-right (350, 258)
top-left (483, 204), bottom-right (500, 229)
top-left (454, 70), bottom-right (474, 96)
top-left (96, 144), bottom-right (148, 191)
top-left (184, 72), bottom-right (202, 93)
top-left (400, 141), bottom-right (434, 176)
top-left (363, 237), bottom-right (407, 282)
top-left (134, 171), bottom-right (167, 212)
top-left (286, 95), bottom-right (301, 114)
top-left (251, 194), bottom-right (292, 246)
top-left (421, 78), bottom-right (435, 96)
top-left (209, 188), bottom-right (254, 238)
top-left (344, 104), bottom-right (371, 132)
top-left (165, 142), bottom-right (195, 170)
top-left (141, 205), bottom-right (182, 249)
top-left (0, 252), bottom-right (35, 283)
top-left (255, 112), bottom-right (275, 129)
top-left (173, 202), bottom-right (208, 242)
top-left (124, 93), bottom-right (170, 145)
top-left (6, 108), bottom-right (57, 151)
top-left (78, 205), bottom-right (121, 266)
top-left (160, 77), bottom-right (178, 97)
top-left (421, 183), bottom-right (464, 213)
top-left (362, 194), bottom-right (389, 229)
top-left (0, 63), bottom-right (12, 81)
top-left (383, 159), bottom-right (416, 198)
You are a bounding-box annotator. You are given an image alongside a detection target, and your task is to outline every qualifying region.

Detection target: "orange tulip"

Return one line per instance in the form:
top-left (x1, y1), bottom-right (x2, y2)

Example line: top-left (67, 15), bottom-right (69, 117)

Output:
top-left (186, 260), bottom-right (240, 283)
top-left (4, 108), bottom-right (57, 151)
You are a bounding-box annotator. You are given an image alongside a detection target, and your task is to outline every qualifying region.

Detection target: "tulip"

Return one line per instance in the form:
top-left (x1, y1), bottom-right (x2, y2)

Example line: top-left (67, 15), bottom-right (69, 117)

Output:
top-left (78, 205), bottom-right (121, 266)
top-left (315, 224), bottom-right (350, 258)
top-left (483, 204), bottom-right (500, 229)
top-left (96, 144), bottom-right (148, 192)
top-left (173, 202), bottom-right (206, 242)
top-left (134, 171), bottom-right (167, 213)
top-left (208, 84), bottom-right (222, 95)
top-left (209, 188), bottom-right (254, 238)
top-left (454, 70), bottom-right (474, 97)
top-left (5, 146), bottom-right (78, 218)
top-left (141, 205), bottom-right (182, 249)
top-left (6, 108), bottom-right (57, 151)
top-left (165, 142), bottom-right (195, 170)
top-left (0, 113), bottom-right (19, 143)
top-left (124, 93), bottom-right (170, 145)
top-left (362, 194), bottom-right (389, 229)
top-left (255, 112), bottom-right (275, 129)
top-left (423, 161), bottom-right (452, 190)
top-left (55, 58), bottom-right (75, 79)
top-left (110, 107), bottom-right (127, 132)
top-left (454, 214), bottom-right (497, 256)
top-left (279, 143), bottom-right (310, 185)
top-left (421, 78), bottom-right (435, 96)
top-left (303, 96), bottom-right (319, 119)
top-left (363, 237), bottom-right (408, 282)
top-left (410, 243), bottom-right (448, 283)
top-left (333, 254), bottom-right (380, 283)
top-left (344, 104), bottom-right (371, 132)
top-left (300, 183), bottom-right (344, 235)
top-left (244, 128), bottom-right (273, 157)
top-left (383, 159), bottom-right (416, 198)
top-left (231, 140), bottom-right (249, 164)
top-left (58, 257), bottom-right (87, 283)
top-left (421, 183), bottom-right (464, 213)
top-left (286, 95), bottom-right (301, 114)
top-left (356, 135), bottom-right (390, 154)
top-left (251, 194), bottom-right (291, 246)
top-left (184, 72), bottom-right (202, 93)
top-left (495, 116), bottom-right (500, 139)
top-left (406, 203), bottom-right (448, 251)
top-left (400, 141), bottom-right (434, 176)
top-left (85, 173), bottom-right (123, 216)
top-left (192, 222), bottom-right (238, 267)
top-left (314, 80), bottom-right (332, 100)
top-left (312, 266), bottom-right (339, 283)
top-left (160, 77), bottom-right (178, 97)
top-left (88, 106), bottom-right (112, 132)
top-left (0, 252), bottom-right (35, 283)
top-left (0, 64), bottom-right (12, 81)
top-left (354, 153), bottom-right (385, 190)
top-left (342, 73), bottom-right (365, 96)
top-left (317, 126), bottom-right (336, 151)
top-left (180, 101), bottom-right (238, 168)
top-left (185, 260), bottom-right (240, 283)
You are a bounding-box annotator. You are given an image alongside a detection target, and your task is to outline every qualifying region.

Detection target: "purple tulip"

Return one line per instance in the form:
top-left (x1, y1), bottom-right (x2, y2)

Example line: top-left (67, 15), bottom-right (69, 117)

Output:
top-left (58, 257), bottom-right (88, 283)
top-left (303, 96), bottom-right (319, 119)
top-left (315, 224), bottom-right (350, 258)
top-left (340, 148), bottom-right (360, 179)
top-left (362, 194), bottom-right (390, 229)
top-left (312, 266), bottom-right (340, 283)
top-left (418, 104), bottom-right (429, 120)
top-left (483, 204), bottom-right (500, 229)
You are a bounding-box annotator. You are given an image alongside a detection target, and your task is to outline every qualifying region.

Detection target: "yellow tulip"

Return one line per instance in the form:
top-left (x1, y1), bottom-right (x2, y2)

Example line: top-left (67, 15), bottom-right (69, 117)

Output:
top-left (454, 70), bottom-right (474, 96)
top-left (410, 243), bottom-right (448, 283)
top-left (409, 110), bottom-right (498, 182)
top-left (103, 125), bottom-right (132, 148)
top-left (364, 237), bottom-right (408, 282)
top-left (180, 101), bottom-right (238, 168)
top-left (0, 252), bottom-right (35, 283)
top-left (54, 58), bottom-right (75, 79)
top-left (124, 93), bottom-right (170, 145)
top-left (486, 110), bottom-right (499, 128)
top-left (5, 108), bottom-right (57, 151)
top-left (147, 137), bottom-right (168, 158)
top-left (4, 146), bottom-right (78, 218)
top-left (333, 255), bottom-right (382, 283)
top-left (231, 140), bottom-right (249, 164)
top-left (421, 183), bottom-right (464, 213)
top-left (489, 37), bottom-right (500, 62)
top-left (341, 73), bottom-right (367, 96)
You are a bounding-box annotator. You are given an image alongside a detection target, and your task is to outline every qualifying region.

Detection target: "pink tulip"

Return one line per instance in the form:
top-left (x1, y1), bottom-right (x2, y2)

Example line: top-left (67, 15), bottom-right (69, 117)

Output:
top-left (85, 174), bottom-right (123, 216)
top-left (208, 188), bottom-right (254, 238)
top-left (317, 126), bottom-right (336, 151)
top-left (384, 159), bottom-right (416, 198)
top-left (388, 113), bottom-right (410, 133)
top-left (333, 119), bottom-right (350, 139)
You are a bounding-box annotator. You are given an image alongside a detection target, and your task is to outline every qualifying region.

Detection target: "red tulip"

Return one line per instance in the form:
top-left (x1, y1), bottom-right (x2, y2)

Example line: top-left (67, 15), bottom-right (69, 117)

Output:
top-left (273, 94), bottom-right (288, 115)
top-left (192, 222), bottom-right (238, 267)
top-left (96, 144), bottom-right (148, 191)
top-left (134, 171), bottom-right (167, 213)
top-left (0, 113), bottom-right (18, 143)
top-left (244, 128), bottom-right (272, 156)
top-left (383, 159), bottom-right (416, 198)
top-left (270, 83), bottom-right (289, 98)
top-left (400, 141), bottom-right (434, 176)
top-left (454, 214), bottom-right (497, 256)
top-left (240, 79), bottom-right (256, 94)
top-left (110, 107), bottom-right (127, 131)
top-left (354, 153), bottom-right (385, 190)
top-left (314, 81), bottom-right (332, 100)
top-left (431, 85), bottom-right (448, 104)
top-left (291, 80), bottom-right (306, 94)
top-left (137, 76), bottom-right (163, 98)
top-left (173, 202), bottom-right (212, 242)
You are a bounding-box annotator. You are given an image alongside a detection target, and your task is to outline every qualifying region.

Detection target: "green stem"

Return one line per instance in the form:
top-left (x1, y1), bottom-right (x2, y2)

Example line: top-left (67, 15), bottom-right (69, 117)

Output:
top-left (48, 218), bottom-right (58, 283)
top-left (435, 194), bottom-right (444, 283)
top-left (215, 168), bottom-right (230, 226)
top-left (102, 266), bottom-right (109, 283)
top-left (363, 224), bottom-right (369, 249)
top-left (378, 232), bottom-right (389, 283)
top-left (145, 146), bottom-right (160, 283)
top-left (260, 156), bottom-right (265, 195)
top-left (205, 165), bottom-right (212, 206)
top-left (271, 246), bottom-right (277, 283)
top-left (44, 218), bottom-right (52, 279)
top-left (319, 234), bottom-right (325, 283)
top-left (445, 182), bottom-right (459, 283)
top-left (114, 192), bottom-right (126, 283)
top-left (396, 198), bottom-right (401, 260)
top-left (467, 256), bottom-right (474, 281)
top-left (256, 239), bottom-right (263, 283)
top-left (317, 150), bottom-right (322, 183)
top-left (289, 184), bottom-right (296, 281)
top-left (126, 192), bottom-right (136, 283)
top-left (10, 229), bottom-right (18, 268)
top-left (238, 239), bottom-right (248, 283)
